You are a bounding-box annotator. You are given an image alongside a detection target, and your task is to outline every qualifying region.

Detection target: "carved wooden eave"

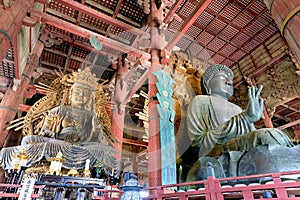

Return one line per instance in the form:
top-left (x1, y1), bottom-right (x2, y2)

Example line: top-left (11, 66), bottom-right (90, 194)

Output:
top-left (40, 12), bottom-right (151, 60)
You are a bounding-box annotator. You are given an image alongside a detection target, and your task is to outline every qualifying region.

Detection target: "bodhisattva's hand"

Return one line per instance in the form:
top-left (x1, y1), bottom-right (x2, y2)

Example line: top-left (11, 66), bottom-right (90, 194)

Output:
top-left (40, 128), bottom-right (56, 138)
top-left (244, 85), bottom-right (264, 123)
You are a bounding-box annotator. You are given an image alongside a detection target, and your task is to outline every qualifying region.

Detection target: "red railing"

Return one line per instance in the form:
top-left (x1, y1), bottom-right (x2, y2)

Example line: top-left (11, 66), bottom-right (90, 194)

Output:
top-left (93, 188), bottom-right (122, 199)
top-left (1, 170), bottom-right (300, 199)
top-left (0, 183), bottom-right (44, 198)
top-left (144, 170), bottom-right (300, 200)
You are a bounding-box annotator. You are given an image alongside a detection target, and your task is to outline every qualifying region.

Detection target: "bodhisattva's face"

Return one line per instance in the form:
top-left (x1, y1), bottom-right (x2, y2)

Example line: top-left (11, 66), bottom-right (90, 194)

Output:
top-left (207, 71), bottom-right (233, 99)
top-left (71, 84), bottom-right (92, 107)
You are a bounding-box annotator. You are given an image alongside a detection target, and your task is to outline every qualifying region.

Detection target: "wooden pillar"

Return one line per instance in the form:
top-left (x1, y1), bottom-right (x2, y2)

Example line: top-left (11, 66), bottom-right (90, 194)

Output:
top-left (146, 0), bottom-right (169, 187)
top-left (263, 106), bottom-right (274, 128)
top-left (292, 125), bottom-right (300, 139)
top-left (132, 146), bottom-right (138, 176)
top-left (251, 78), bottom-right (274, 128)
top-left (111, 56), bottom-right (129, 161)
top-left (0, 40), bottom-right (44, 147)
top-left (111, 106), bottom-right (125, 160)
top-left (294, 129), bottom-right (300, 139)
top-left (0, 0), bottom-right (35, 61)
top-left (148, 49), bottom-right (163, 187)
top-left (263, 0), bottom-right (300, 61)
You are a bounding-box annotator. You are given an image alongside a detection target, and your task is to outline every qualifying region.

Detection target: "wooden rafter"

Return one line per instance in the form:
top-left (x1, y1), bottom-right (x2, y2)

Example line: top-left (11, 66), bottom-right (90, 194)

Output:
top-left (123, 138), bottom-right (148, 148)
top-left (278, 119), bottom-right (300, 130)
top-left (105, 0), bottom-right (124, 37)
top-left (165, 0), bottom-right (213, 51)
top-left (54, 0), bottom-right (146, 37)
top-left (163, 0), bottom-right (185, 24)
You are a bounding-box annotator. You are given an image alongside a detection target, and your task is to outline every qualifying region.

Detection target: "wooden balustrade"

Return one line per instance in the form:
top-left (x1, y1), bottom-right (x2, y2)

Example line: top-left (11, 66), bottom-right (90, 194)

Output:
top-left (1, 170), bottom-right (300, 199)
top-left (144, 170), bottom-right (300, 200)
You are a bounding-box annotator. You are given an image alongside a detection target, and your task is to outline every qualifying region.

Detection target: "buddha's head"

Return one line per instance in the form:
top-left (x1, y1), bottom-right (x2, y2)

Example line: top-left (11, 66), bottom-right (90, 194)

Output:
top-left (201, 64), bottom-right (234, 99)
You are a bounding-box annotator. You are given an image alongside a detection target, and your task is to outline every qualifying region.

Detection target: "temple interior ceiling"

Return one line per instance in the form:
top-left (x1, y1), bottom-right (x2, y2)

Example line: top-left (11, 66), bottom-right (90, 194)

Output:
top-left (1, 0), bottom-right (300, 168)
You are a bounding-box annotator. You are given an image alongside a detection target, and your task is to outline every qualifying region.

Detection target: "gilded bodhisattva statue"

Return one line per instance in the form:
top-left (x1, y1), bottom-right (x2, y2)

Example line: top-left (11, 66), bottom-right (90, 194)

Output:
top-left (0, 68), bottom-right (119, 173)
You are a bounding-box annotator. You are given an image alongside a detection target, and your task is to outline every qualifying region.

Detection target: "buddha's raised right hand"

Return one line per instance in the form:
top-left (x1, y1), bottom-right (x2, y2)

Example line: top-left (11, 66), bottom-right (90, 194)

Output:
top-left (244, 85), bottom-right (264, 124)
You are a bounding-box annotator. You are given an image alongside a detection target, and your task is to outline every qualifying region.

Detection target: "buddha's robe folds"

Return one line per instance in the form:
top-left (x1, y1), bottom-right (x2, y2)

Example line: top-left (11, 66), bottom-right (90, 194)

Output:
top-left (187, 95), bottom-right (293, 158)
top-left (0, 137), bottom-right (116, 170)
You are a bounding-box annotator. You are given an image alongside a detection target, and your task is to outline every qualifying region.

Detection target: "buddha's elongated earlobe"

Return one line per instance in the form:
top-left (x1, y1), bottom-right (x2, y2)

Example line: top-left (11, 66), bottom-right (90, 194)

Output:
top-left (203, 81), bottom-right (211, 95)
top-left (201, 77), bottom-right (210, 95)
top-left (206, 88), bottom-right (211, 95)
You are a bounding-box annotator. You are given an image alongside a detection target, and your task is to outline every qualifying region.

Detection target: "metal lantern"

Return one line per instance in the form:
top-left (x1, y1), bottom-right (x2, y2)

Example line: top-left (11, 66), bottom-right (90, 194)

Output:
top-left (120, 174), bottom-right (143, 200)
top-left (49, 151), bottom-right (65, 175)
top-left (12, 148), bottom-right (28, 170)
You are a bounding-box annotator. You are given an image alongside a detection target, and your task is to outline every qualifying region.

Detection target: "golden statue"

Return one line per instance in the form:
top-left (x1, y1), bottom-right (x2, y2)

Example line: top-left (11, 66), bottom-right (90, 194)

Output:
top-left (0, 68), bottom-right (119, 173)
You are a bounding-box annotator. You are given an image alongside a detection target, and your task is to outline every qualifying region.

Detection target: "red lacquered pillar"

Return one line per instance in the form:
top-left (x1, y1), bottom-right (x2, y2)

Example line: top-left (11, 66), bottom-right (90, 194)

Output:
top-left (264, 0), bottom-right (300, 61)
top-left (148, 49), bottom-right (163, 187)
top-left (0, 40), bottom-right (44, 147)
top-left (0, 0), bottom-right (35, 61)
top-left (111, 56), bottom-right (129, 161)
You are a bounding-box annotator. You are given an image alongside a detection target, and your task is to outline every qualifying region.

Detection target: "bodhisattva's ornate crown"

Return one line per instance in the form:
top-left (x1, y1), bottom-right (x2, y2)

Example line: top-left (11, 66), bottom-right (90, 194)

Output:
top-left (72, 68), bottom-right (98, 89)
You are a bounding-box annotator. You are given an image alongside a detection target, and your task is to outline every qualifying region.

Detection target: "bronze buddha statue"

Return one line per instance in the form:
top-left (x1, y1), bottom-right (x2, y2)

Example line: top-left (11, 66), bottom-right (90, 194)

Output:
top-left (178, 64), bottom-right (295, 182)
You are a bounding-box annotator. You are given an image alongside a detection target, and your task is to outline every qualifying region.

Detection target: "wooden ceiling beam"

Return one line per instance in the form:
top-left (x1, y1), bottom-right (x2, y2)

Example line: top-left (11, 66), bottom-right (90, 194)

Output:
top-left (163, 0), bottom-right (185, 24)
top-left (277, 118), bottom-right (300, 130)
top-left (273, 95), bottom-right (299, 108)
top-left (54, 0), bottom-right (146, 37)
top-left (165, 0), bottom-right (213, 51)
top-left (2, 58), bottom-right (14, 64)
top-left (280, 104), bottom-right (300, 114)
top-left (46, 8), bottom-right (77, 23)
top-left (13, 36), bottom-right (20, 79)
top-left (41, 61), bottom-right (65, 71)
top-left (124, 124), bottom-right (146, 133)
top-left (105, 0), bottom-right (123, 37)
top-left (63, 45), bottom-right (73, 73)
top-left (273, 113), bottom-right (292, 122)
top-left (75, 0), bottom-right (85, 25)
top-left (36, 66), bottom-right (60, 77)
top-left (43, 48), bottom-right (86, 63)
top-left (123, 138), bottom-right (148, 148)
top-left (41, 12), bottom-right (151, 60)
top-left (43, 48), bottom-right (67, 57)
top-left (46, 32), bottom-right (117, 59)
